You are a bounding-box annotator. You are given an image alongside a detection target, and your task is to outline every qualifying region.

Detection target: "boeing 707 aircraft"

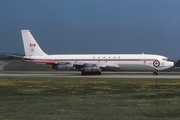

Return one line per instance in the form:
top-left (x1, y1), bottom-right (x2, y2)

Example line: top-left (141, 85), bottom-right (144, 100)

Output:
top-left (18, 30), bottom-right (174, 75)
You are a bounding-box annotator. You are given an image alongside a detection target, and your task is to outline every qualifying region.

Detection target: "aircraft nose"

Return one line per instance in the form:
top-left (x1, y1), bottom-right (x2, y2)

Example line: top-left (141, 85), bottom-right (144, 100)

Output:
top-left (171, 61), bottom-right (175, 68)
top-left (166, 61), bottom-right (175, 69)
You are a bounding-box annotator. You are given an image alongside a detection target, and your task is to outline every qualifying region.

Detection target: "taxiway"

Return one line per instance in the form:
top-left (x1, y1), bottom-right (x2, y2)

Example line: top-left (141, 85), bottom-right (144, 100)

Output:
top-left (0, 71), bottom-right (180, 79)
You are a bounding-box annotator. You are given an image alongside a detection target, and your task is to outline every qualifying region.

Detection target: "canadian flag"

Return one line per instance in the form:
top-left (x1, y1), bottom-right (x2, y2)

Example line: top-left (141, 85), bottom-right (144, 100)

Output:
top-left (30, 43), bottom-right (36, 47)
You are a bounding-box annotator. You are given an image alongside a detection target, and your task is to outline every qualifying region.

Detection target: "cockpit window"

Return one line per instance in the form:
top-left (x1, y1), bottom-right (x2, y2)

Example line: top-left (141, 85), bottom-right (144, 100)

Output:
top-left (167, 59), bottom-right (174, 62)
top-left (162, 58), bottom-right (173, 62)
top-left (162, 58), bottom-right (168, 61)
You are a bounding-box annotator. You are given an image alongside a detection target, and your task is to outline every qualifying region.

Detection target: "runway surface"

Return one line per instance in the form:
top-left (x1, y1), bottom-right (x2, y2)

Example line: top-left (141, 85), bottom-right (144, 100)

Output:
top-left (0, 71), bottom-right (180, 79)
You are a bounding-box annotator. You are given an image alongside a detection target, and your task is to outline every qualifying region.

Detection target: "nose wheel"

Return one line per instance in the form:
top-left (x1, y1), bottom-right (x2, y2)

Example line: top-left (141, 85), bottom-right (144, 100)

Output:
top-left (153, 71), bottom-right (158, 75)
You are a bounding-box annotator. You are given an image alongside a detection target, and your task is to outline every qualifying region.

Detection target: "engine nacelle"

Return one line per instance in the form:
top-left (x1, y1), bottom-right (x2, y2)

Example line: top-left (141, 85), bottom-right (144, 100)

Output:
top-left (52, 63), bottom-right (74, 70)
top-left (81, 66), bottom-right (101, 72)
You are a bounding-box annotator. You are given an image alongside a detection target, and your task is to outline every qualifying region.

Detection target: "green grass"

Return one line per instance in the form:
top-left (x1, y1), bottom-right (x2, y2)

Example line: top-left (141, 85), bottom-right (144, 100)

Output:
top-left (0, 77), bottom-right (180, 120)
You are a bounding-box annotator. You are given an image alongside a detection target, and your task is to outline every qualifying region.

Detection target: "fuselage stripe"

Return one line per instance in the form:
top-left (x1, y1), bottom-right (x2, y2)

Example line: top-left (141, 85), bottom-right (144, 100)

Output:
top-left (33, 58), bottom-right (156, 62)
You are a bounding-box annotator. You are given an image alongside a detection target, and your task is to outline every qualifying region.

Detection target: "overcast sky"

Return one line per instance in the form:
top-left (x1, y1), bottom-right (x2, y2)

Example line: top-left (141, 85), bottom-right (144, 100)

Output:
top-left (1, 0), bottom-right (180, 59)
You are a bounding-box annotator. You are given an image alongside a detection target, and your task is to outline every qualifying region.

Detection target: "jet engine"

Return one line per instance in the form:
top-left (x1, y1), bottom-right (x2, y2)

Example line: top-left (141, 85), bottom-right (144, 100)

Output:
top-left (52, 63), bottom-right (74, 70)
top-left (80, 64), bottom-right (101, 75)
top-left (81, 66), bottom-right (101, 72)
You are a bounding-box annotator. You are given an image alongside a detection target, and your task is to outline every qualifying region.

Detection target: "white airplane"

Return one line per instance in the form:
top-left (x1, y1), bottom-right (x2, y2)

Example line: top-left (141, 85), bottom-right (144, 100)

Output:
top-left (19, 30), bottom-right (174, 75)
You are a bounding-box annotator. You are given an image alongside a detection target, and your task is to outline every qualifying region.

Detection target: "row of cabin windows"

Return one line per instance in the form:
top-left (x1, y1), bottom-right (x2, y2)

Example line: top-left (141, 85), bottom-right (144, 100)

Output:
top-left (53, 59), bottom-right (141, 61)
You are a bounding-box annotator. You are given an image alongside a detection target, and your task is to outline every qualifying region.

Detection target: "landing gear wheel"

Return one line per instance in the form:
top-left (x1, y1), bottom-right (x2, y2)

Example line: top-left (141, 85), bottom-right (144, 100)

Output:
top-left (97, 72), bottom-right (101, 75)
top-left (153, 71), bottom-right (158, 75)
top-left (81, 71), bottom-right (86, 75)
top-left (81, 71), bottom-right (101, 75)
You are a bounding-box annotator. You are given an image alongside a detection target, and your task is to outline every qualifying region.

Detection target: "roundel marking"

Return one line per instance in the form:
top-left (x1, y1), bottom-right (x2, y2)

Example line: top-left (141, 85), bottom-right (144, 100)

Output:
top-left (153, 60), bottom-right (160, 67)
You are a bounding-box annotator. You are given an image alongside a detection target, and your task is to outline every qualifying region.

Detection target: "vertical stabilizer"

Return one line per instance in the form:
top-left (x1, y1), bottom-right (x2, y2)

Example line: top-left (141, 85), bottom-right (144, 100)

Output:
top-left (21, 30), bottom-right (47, 56)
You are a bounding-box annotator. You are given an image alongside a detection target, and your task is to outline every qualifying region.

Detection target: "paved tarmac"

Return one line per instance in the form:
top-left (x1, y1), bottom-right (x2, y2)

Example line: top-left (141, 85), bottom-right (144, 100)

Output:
top-left (0, 72), bottom-right (180, 79)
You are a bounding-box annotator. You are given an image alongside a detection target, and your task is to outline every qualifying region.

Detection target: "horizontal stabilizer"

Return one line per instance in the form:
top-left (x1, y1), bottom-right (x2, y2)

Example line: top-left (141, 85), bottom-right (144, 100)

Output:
top-left (6, 54), bottom-right (24, 59)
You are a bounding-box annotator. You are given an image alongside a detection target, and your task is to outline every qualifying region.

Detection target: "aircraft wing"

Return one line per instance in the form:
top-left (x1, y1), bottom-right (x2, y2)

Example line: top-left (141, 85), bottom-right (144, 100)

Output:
top-left (73, 62), bottom-right (120, 70)
top-left (32, 60), bottom-right (57, 65)
top-left (32, 60), bottom-right (120, 70)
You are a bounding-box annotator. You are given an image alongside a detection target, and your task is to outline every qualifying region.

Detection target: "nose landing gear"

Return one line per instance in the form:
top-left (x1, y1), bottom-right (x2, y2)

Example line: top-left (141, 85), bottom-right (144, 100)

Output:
top-left (153, 71), bottom-right (158, 75)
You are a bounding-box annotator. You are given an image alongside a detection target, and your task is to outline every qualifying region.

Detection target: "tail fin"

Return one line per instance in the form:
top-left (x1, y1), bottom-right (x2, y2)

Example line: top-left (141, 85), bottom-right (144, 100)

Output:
top-left (21, 30), bottom-right (47, 56)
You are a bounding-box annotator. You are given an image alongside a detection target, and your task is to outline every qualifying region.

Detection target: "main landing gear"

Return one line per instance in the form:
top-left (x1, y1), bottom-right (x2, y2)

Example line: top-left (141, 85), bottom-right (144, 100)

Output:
top-left (81, 71), bottom-right (101, 75)
top-left (153, 71), bottom-right (158, 75)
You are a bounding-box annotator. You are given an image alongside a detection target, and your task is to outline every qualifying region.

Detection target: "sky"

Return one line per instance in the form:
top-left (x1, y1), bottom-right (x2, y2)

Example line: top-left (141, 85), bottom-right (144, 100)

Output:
top-left (1, 0), bottom-right (180, 59)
